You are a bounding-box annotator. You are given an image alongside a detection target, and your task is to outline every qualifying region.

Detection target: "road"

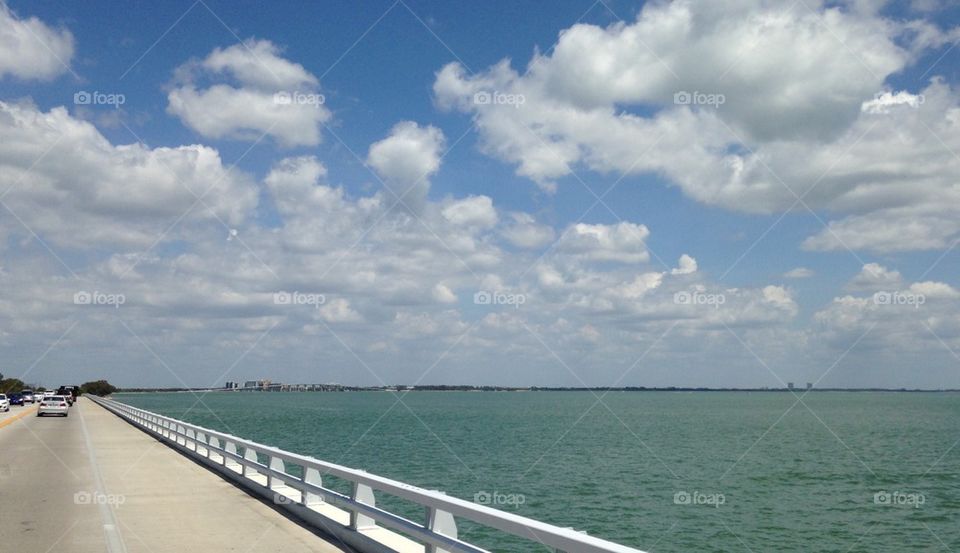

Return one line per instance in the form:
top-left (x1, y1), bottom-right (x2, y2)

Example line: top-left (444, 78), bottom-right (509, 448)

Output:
top-left (0, 398), bottom-right (349, 553)
top-left (0, 401), bottom-right (104, 552)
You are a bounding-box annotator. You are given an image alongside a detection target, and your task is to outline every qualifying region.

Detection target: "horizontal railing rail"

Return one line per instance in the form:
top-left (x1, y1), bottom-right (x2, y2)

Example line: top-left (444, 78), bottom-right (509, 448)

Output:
top-left (88, 395), bottom-right (646, 553)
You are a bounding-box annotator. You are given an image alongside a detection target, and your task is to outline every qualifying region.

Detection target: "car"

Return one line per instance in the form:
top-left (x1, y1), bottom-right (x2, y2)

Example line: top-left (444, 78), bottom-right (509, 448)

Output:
top-left (0, 394), bottom-right (9, 412)
top-left (21, 390), bottom-right (34, 404)
top-left (8, 393), bottom-right (23, 406)
top-left (56, 387), bottom-right (76, 405)
top-left (37, 395), bottom-right (69, 417)
top-left (42, 391), bottom-right (55, 399)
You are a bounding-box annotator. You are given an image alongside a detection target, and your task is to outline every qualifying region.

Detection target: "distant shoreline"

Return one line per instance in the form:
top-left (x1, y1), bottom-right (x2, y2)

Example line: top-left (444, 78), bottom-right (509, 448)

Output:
top-left (115, 386), bottom-right (960, 393)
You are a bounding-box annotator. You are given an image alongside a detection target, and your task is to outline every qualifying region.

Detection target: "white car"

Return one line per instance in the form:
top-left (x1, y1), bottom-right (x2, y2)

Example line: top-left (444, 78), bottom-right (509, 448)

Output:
top-left (0, 394), bottom-right (9, 412)
top-left (43, 391), bottom-right (55, 399)
top-left (37, 395), bottom-right (69, 417)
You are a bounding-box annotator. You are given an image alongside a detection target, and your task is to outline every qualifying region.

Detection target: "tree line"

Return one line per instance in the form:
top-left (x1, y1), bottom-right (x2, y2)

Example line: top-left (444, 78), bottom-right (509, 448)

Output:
top-left (0, 373), bottom-right (118, 396)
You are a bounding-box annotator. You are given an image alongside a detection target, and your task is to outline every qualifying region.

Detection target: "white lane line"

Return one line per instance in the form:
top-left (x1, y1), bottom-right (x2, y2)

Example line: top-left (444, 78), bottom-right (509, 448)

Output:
top-left (78, 401), bottom-right (129, 553)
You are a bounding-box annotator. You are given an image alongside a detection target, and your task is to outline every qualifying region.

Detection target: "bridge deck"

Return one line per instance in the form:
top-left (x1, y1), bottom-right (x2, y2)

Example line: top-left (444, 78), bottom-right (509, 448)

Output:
top-left (0, 397), bottom-right (348, 553)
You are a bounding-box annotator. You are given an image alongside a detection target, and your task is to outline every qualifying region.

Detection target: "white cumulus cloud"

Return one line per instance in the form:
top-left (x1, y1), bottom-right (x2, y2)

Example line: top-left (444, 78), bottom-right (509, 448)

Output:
top-left (367, 121), bottom-right (445, 210)
top-left (167, 39), bottom-right (330, 147)
top-left (0, 3), bottom-right (74, 81)
top-left (434, 1), bottom-right (960, 253)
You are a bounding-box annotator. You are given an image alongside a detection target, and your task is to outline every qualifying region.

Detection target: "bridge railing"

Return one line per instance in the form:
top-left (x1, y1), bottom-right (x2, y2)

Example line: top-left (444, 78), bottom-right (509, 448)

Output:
top-left (87, 395), bottom-right (646, 553)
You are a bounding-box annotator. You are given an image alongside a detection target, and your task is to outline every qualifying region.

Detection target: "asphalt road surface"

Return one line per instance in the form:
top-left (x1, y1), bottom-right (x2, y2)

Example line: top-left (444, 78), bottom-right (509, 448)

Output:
top-left (0, 398), bottom-right (347, 553)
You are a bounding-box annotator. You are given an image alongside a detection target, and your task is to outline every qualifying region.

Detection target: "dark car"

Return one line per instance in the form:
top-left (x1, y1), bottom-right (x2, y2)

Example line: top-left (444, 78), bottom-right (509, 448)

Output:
top-left (8, 393), bottom-right (24, 406)
top-left (57, 386), bottom-right (78, 405)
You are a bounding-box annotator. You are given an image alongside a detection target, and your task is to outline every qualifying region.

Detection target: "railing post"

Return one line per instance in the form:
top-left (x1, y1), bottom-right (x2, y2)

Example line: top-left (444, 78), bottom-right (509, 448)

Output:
top-left (303, 467), bottom-right (324, 508)
top-left (225, 441), bottom-right (238, 468)
top-left (425, 497), bottom-right (458, 553)
top-left (350, 480), bottom-right (377, 531)
top-left (243, 447), bottom-right (258, 479)
top-left (268, 456), bottom-right (284, 489)
top-left (207, 435), bottom-right (219, 461)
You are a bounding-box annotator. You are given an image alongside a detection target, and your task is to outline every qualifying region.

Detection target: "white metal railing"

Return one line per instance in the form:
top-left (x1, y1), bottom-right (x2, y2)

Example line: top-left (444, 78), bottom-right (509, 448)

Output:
top-left (88, 395), bottom-right (647, 553)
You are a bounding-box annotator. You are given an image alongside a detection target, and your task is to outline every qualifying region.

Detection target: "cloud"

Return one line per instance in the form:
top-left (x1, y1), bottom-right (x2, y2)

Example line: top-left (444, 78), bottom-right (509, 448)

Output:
top-left (198, 38), bottom-right (318, 89)
top-left (431, 283), bottom-right (457, 304)
top-left (434, 1), bottom-right (960, 253)
top-left (0, 120), bottom-right (801, 387)
top-left (264, 155), bottom-right (330, 215)
top-left (9, 2), bottom-right (958, 387)
top-left (532, 1), bottom-right (905, 141)
top-left (442, 196), bottom-right (498, 229)
top-left (845, 263), bottom-right (903, 292)
top-left (671, 254), bottom-right (698, 275)
top-left (318, 298), bottom-right (362, 323)
top-left (500, 212), bottom-right (555, 249)
top-left (554, 222), bottom-right (650, 264)
top-left (815, 271), bottom-right (960, 376)
top-left (367, 121), bottom-right (445, 210)
top-left (783, 267), bottom-right (814, 279)
top-left (0, 100), bottom-right (257, 248)
top-left (861, 90), bottom-right (926, 114)
top-left (167, 39), bottom-right (330, 147)
top-left (0, 3), bottom-right (74, 81)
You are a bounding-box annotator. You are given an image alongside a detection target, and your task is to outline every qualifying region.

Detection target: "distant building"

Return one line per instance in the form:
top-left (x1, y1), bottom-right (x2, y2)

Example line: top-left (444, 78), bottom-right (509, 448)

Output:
top-left (787, 382), bottom-right (794, 390)
top-left (236, 380), bottom-right (344, 392)
top-left (806, 382), bottom-right (813, 390)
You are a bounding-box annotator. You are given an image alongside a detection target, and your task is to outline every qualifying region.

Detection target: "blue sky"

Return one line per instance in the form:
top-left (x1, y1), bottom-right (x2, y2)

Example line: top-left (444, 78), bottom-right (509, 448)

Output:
top-left (1, 0), bottom-right (960, 389)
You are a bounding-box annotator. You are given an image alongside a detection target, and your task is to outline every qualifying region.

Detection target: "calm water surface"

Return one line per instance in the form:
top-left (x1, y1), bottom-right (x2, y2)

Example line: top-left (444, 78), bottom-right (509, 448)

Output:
top-left (113, 391), bottom-right (960, 552)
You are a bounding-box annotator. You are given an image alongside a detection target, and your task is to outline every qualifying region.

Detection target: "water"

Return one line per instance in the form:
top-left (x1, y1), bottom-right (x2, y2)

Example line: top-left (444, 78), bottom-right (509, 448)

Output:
top-left (113, 391), bottom-right (960, 552)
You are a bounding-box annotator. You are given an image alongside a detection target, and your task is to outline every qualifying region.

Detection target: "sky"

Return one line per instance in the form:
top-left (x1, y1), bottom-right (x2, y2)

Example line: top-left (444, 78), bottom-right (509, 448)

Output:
top-left (1, 0), bottom-right (960, 389)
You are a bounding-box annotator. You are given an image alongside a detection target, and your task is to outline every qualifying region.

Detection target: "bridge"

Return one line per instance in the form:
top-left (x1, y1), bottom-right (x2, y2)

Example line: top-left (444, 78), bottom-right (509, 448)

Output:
top-left (0, 396), bottom-right (646, 553)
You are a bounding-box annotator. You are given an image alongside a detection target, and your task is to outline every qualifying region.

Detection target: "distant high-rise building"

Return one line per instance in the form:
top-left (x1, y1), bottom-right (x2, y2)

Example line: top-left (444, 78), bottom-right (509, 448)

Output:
top-left (787, 382), bottom-right (794, 390)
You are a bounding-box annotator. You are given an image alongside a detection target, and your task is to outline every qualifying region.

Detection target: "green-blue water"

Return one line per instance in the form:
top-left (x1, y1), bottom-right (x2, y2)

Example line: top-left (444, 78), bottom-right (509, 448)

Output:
top-left (113, 391), bottom-right (960, 552)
